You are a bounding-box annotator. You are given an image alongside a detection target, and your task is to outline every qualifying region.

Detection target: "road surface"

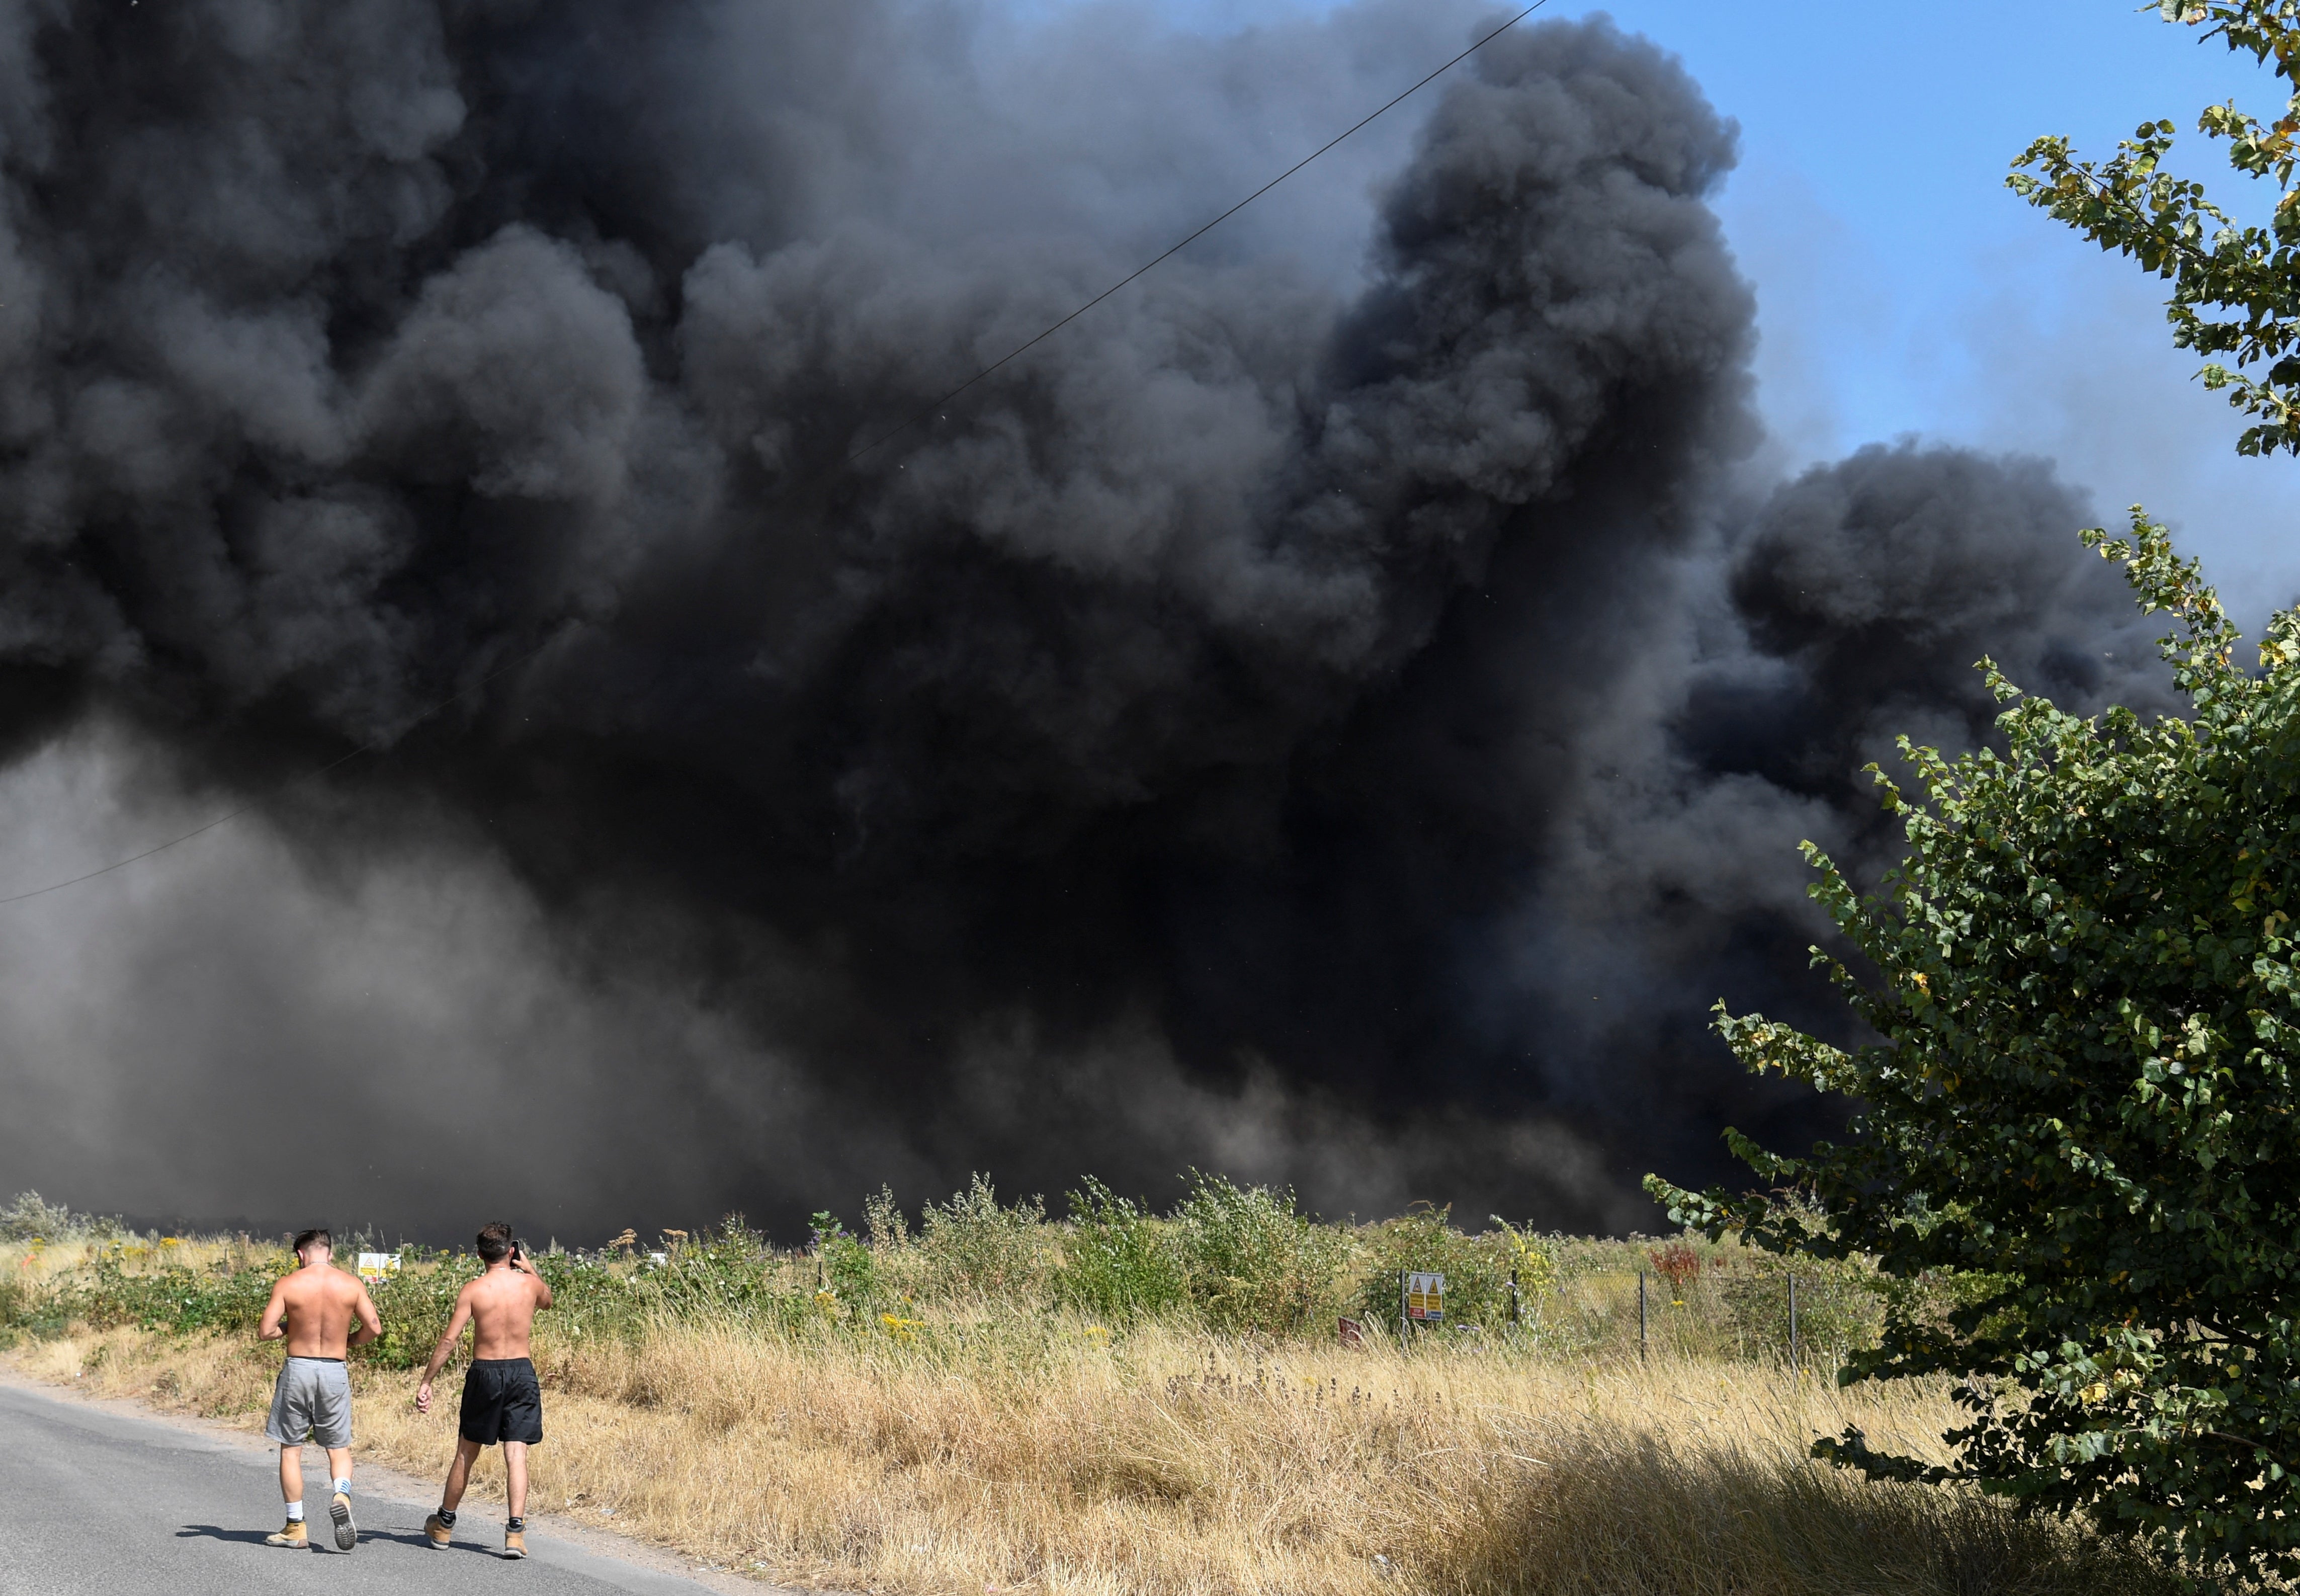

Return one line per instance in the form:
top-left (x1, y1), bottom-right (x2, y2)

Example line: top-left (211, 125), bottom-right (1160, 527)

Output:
top-left (0, 1380), bottom-right (768, 1595)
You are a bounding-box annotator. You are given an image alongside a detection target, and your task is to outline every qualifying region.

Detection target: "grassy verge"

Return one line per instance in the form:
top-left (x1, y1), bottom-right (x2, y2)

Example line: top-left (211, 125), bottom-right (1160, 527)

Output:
top-left (0, 1187), bottom-right (2179, 1596)
top-left (8, 1312), bottom-right (2171, 1595)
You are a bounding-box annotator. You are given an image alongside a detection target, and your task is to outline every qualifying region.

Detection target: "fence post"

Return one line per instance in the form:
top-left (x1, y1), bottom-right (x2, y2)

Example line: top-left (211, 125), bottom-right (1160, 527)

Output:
top-left (1638, 1270), bottom-right (1648, 1364)
top-left (1399, 1270), bottom-right (1410, 1351)
top-left (1509, 1267), bottom-right (1521, 1327)
top-left (1787, 1273), bottom-right (1799, 1377)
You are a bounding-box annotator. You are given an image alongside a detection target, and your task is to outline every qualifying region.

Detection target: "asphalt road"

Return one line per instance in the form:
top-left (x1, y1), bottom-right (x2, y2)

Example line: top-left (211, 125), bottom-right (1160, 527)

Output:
top-left (0, 1381), bottom-right (736, 1595)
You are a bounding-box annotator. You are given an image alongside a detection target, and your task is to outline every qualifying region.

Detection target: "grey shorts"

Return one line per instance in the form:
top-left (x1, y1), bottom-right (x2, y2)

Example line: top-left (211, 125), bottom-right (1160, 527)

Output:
top-left (265, 1356), bottom-right (353, 1449)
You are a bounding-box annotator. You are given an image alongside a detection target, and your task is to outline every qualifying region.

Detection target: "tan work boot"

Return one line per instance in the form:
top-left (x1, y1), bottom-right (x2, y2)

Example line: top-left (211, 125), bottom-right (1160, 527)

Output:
top-left (263, 1517), bottom-right (309, 1548)
top-left (503, 1525), bottom-right (528, 1559)
top-left (329, 1491), bottom-right (357, 1551)
top-left (423, 1513), bottom-right (453, 1549)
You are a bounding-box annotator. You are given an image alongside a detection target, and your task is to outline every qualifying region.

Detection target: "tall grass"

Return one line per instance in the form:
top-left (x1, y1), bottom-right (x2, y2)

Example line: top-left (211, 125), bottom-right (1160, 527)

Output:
top-left (0, 1189), bottom-right (2176, 1594)
top-left (10, 1310), bottom-right (2173, 1596)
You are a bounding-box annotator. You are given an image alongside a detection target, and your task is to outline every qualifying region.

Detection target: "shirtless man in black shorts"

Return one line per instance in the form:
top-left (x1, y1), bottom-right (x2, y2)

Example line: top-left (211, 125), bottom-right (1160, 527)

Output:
top-left (414, 1221), bottom-right (553, 1559)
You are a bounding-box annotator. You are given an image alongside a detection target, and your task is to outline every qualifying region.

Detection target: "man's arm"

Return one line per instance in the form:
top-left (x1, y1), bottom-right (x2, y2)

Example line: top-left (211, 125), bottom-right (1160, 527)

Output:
top-left (413, 1286), bottom-right (475, 1414)
top-left (350, 1280), bottom-right (382, 1349)
top-left (515, 1246), bottom-right (553, 1311)
top-left (257, 1278), bottom-right (290, 1342)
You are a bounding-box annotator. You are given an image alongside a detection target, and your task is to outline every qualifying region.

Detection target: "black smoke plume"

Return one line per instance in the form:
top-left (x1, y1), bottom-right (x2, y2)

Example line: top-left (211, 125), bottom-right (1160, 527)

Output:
top-left (0, 0), bottom-right (2168, 1240)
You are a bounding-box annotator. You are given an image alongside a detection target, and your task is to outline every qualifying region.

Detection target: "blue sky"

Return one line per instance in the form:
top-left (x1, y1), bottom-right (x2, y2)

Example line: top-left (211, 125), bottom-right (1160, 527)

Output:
top-left (1129, 0), bottom-right (2300, 627)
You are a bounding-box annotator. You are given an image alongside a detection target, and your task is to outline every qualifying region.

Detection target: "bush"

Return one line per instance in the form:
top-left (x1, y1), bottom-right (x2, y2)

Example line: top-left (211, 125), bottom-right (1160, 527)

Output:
top-left (1053, 1180), bottom-right (1184, 1322)
top-left (916, 1175), bottom-right (1050, 1302)
top-left (68, 1253), bottom-right (287, 1335)
top-left (1351, 1206), bottom-right (1517, 1333)
top-left (633, 1219), bottom-right (804, 1327)
top-left (812, 1212), bottom-right (878, 1309)
top-left (1174, 1173), bottom-right (1350, 1335)
top-left (0, 1191), bottom-right (76, 1242)
top-left (359, 1255), bottom-right (478, 1368)
top-left (1712, 1250), bottom-right (1882, 1366)
top-left (0, 1271), bottom-right (38, 1345)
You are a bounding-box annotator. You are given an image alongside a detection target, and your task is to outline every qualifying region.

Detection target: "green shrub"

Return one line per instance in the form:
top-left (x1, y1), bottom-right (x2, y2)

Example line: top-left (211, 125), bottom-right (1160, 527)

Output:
top-left (67, 1255), bottom-right (285, 1335)
top-left (0, 1270), bottom-right (36, 1345)
top-left (1868, 1265), bottom-right (2023, 1353)
top-left (630, 1218), bottom-right (802, 1326)
top-left (1053, 1180), bottom-right (1184, 1322)
top-left (1350, 1206), bottom-right (1514, 1332)
top-left (916, 1175), bottom-right (1050, 1301)
top-left (1714, 1250), bottom-right (1883, 1366)
top-left (358, 1256), bottom-right (477, 1368)
top-left (1173, 1172), bottom-right (1350, 1335)
top-left (812, 1212), bottom-right (879, 1309)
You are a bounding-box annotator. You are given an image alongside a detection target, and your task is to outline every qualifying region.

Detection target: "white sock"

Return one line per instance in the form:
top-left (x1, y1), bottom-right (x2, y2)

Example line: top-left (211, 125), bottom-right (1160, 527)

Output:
top-left (332, 1477), bottom-right (351, 1496)
top-left (285, 1502), bottom-right (305, 1522)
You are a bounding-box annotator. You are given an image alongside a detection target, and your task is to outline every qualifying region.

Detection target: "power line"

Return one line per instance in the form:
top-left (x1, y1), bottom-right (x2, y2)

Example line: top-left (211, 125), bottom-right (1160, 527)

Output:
top-left (843, 0), bottom-right (1549, 466)
top-left (0, 2), bottom-right (1548, 906)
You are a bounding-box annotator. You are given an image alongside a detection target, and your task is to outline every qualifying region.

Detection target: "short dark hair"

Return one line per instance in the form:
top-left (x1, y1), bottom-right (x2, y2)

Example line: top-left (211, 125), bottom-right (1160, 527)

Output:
top-left (475, 1222), bottom-right (514, 1262)
top-left (292, 1228), bottom-right (331, 1254)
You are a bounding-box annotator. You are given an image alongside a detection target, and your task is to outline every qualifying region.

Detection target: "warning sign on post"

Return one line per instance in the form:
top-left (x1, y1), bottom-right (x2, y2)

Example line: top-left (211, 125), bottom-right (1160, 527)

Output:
top-left (1405, 1271), bottom-right (1445, 1321)
top-left (357, 1252), bottom-right (401, 1285)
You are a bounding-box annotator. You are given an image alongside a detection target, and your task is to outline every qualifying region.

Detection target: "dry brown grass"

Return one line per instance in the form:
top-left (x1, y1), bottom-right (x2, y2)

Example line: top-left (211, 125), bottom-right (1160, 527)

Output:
top-left (5, 1304), bottom-right (2174, 1596)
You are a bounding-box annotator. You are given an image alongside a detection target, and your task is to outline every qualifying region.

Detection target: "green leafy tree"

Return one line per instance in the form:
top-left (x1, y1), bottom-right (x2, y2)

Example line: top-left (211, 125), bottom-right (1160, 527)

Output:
top-left (1651, 522), bottom-right (2300, 1581)
top-left (2010, 2), bottom-right (2300, 455)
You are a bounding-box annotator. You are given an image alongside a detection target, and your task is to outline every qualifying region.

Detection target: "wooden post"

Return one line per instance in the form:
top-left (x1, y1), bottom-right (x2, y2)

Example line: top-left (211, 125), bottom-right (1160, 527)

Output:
top-left (1638, 1271), bottom-right (1648, 1364)
top-left (1509, 1267), bottom-right (1521, 1327)
top-left (1787, 1273), bottom-right (1799, 1377)
top-left (1399, 1270), bottom-right (1410, 1351)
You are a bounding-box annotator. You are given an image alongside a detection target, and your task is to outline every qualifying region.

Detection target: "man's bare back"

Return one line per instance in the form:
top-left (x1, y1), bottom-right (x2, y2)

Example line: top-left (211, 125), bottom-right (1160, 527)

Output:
top-left (260, 1260), bottom-right (380, 1359)
top-left (460, 1257), bottom-right (553, 1360)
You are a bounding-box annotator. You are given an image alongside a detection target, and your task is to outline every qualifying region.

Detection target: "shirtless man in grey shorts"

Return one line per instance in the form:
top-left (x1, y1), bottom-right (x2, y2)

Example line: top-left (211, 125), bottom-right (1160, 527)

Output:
top-left (257, 1228), bottom-right (382, 1551)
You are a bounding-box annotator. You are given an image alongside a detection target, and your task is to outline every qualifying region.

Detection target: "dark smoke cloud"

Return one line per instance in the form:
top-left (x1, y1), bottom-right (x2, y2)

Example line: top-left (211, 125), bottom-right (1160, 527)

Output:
top-left (0, 1), bottom-right (2168, 1241)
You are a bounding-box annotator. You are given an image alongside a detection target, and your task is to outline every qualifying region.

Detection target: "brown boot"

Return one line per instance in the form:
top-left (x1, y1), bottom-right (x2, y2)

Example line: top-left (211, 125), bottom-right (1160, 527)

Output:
top-left (423, 1513), bottom-right (453, 1549)
top-left (263, 1517), bottom-right (309, 1548)
top-left (503, 1525), bottom-right (528, 1559)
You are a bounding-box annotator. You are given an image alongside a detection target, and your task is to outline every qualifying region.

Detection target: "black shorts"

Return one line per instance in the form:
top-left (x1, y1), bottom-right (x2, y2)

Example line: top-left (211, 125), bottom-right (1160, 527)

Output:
top-left (457, 1358), bottom-right (543, 1447)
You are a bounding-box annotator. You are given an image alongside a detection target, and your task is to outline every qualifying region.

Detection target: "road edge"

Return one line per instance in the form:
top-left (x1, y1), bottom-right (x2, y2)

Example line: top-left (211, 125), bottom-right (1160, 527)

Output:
top-left (0, 1361), bottom-right (810, 1594)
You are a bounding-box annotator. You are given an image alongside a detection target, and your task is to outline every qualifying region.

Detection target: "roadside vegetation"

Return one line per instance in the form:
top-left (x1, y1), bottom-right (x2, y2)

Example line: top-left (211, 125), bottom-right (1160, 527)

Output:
top-left (0, 1186), bottom-right (2171, 1595)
